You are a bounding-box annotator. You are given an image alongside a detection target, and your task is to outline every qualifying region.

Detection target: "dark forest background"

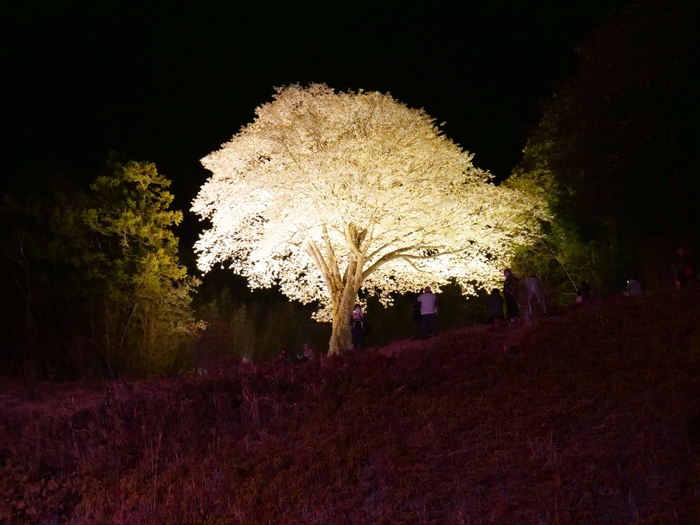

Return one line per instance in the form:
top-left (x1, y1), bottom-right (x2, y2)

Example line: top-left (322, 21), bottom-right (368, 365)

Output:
top-left (1, 0), bottom-right (698, 380)
top-left (509, 0), bottom-right (700, 298)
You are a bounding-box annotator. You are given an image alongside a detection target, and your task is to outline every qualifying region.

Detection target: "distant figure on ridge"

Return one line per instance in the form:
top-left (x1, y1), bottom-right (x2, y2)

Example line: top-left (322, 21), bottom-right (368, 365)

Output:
top-left (524, 275), bottom-right (547, 316)
top-left (417, 286), bottom-right (439, 339)
top-left (485, 288), bottom-right (505, 325)
top-left (503, 269), bottom-right (520, 321)
top-left (303, 343), bottom-right (314, 360)
top-left (625, 277), bottom-right (642, 295)
top-left (350, 304), bottom-right (366, 350)
top-left (576, 281), bottom-right (592, 303)
top-left (279, 348), bottom-right (291, 362)
top-left (412, 301), bottom-right (423, 340)
top-left (297, 343), bottom-right (314, 362)
top-left (674, 247), bottom-right (694, 289)
top-left (580, 281), bottom-right (592, 299)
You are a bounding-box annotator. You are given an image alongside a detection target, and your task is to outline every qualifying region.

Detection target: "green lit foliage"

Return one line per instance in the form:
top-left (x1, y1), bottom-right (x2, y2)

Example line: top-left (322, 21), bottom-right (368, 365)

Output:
top-left (83, 156), bottom-right (203, 375)
top-left (0, 158), bottom-right (201, 378)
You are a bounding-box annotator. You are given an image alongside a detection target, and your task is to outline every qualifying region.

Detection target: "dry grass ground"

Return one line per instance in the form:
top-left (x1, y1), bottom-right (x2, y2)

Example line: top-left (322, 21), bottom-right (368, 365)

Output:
top-left (1, 288), bottom-right (700, 524)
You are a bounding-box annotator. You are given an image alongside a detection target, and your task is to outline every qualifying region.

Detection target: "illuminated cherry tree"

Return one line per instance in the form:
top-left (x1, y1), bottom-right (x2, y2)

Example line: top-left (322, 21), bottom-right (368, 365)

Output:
top-left (193, 84), bottom-right (538, 354)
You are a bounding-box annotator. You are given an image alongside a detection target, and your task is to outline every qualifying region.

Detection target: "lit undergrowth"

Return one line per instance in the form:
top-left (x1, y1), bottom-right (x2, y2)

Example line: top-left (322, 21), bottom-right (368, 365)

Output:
top-left (1, 288), bottom-right (699, 524)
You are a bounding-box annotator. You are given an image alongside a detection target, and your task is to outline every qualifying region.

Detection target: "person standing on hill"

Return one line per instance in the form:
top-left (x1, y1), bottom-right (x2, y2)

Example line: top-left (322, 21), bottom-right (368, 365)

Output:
top-left (674, 247), bottom-right (694, 288)
top-left (503, 269), bottom-right (520, 321)
top-left (417, 286), bottom-right (439, 339)
top-left (412, 301), bottom-right (423, 340)
top-left (524, 275), bottom-right (547, 316)
top-left (350, 304), bottom-right (366, 350)
top-left (625, 277), bottom-right (643, 295)
top-left (579, 281), bottom-right (592, 301)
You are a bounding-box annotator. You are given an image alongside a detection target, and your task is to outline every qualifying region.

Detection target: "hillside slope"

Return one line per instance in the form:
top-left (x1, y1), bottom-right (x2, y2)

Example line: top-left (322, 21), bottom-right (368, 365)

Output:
top-left (1, 289), bottom-right (699, 524)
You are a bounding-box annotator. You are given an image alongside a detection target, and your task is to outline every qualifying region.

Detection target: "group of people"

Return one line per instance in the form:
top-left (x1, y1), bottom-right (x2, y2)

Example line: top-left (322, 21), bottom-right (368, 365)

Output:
top-left (276, 302), bottom-right (377, 359)
top-left (623, 247), bottom-right (698, 296)
top-left (281, 247), bottom-right (695, 359)
top-left (353, 272), bottom-right (550, 347)
top-left (485, 247), bottom-right (697, 324)
top-left (350, 285), bottom-right (441, 351)
top-left (279, 343), bottom-right (315, 363)
top-left (351, 285), bottom-right (441, 349)
top-left (486, 269), bottom-right (548, 325)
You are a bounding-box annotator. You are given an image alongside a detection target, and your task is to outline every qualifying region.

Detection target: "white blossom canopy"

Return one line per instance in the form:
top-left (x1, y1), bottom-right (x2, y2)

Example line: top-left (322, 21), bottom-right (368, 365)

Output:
top-left (193, 84), bottom-right (537, 323)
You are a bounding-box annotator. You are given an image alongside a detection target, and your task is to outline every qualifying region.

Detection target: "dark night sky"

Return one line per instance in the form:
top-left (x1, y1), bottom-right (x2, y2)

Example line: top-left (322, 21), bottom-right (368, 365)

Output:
top-left (1, 1), bottom-right (624, 235)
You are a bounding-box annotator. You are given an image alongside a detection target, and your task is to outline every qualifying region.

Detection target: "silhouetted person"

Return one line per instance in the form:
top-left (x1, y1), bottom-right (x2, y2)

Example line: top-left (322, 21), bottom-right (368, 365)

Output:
top-left (417, 286), bottom-right (438, 339)
top-left (279, 348), bottom-right (291, 362)
top-left (674, 247), bottom-right (694, 289)
top-left (503, 269), bottom-right (520, 320)
top-left (579, 281), bottom-right (591, 300)
top-left (625, 277), bottom-right (642, 295)
top-left (412, 301), bottom-right (423, 339)
top-left (486, 288), bottom-right (505, 325)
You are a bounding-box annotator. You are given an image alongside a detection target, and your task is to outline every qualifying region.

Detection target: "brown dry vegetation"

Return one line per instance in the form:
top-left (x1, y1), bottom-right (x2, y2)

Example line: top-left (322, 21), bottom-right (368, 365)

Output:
top-left (1, 289), bottom-right (700, 524)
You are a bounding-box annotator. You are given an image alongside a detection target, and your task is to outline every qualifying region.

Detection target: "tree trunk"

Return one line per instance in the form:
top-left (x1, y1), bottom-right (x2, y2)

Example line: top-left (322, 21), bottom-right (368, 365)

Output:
top-left (309, 228), bottom-right (366, 356)
top-left (327, 254), bottom-right (364, 356)
top-left (328, 286), bottom-right (358, 356)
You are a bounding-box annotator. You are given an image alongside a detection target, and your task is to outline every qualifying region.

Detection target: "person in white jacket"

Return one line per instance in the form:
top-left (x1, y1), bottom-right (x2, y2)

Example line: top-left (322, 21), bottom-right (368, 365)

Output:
top-left (417, 286), bottom-right (438, 339)
top-left (524, 275), bottom-right (547, 316)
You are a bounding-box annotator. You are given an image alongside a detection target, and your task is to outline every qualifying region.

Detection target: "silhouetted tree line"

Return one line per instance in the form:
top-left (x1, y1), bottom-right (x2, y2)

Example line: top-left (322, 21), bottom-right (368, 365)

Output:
top-left (510, 0), bottom-right (700, 298)
top-left (194, 271), bottom-right (330, 363)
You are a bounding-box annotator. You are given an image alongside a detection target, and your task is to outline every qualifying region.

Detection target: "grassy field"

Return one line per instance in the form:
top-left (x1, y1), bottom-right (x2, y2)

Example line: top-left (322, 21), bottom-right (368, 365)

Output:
top-left (1, 288), bottom-right (699, 524)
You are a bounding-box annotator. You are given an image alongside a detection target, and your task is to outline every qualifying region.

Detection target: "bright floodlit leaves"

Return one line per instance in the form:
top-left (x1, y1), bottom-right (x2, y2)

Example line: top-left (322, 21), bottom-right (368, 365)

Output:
top-left (193, 84), bottom-right (539, 352)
